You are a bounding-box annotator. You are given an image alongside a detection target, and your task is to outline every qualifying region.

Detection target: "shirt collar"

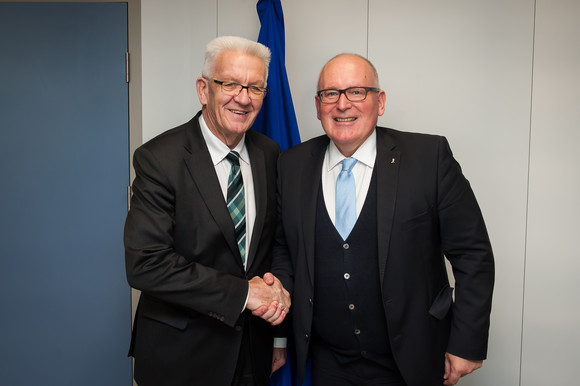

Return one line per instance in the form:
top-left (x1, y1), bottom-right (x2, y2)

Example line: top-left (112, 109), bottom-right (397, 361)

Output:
top-left (326, 129), bottom-right (377, 171)
top-left (199, 114), bottom-right (249, 165)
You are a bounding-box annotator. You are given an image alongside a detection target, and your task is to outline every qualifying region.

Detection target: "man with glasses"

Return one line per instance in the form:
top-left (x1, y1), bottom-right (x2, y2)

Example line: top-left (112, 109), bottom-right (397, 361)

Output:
top-left (125, 36), bottom-right (290, 386)
top-left (272, 54), bottom-right (494, 385)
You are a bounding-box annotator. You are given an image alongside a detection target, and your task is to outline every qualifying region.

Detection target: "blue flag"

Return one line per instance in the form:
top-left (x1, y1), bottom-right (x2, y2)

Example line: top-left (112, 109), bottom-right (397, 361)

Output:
top-left (254, 1), bottom-right (308, 385)
top-left (256, 4), bottom-right (310, 386)
top-left (253, 0), bottom-right (301, 152)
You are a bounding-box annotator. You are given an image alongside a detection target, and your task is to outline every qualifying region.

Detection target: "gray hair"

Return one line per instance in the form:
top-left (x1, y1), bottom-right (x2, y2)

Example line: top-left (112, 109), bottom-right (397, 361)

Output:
top-left (202, 36), bottom-right (271, 86)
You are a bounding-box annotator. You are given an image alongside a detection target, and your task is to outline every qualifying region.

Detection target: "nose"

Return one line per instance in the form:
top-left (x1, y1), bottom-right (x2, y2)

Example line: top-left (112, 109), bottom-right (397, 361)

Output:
top-left (336, 91), bottom-right (352, 110)
top-left (234, 87), bottom-right (252, 104)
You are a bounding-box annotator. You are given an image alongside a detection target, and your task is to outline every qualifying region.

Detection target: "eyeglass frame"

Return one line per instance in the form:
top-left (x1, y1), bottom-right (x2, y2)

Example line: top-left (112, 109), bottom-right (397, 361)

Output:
top-left (206, 78), bottom-right (269, 99)
top-left (316, 86), bottom-right (381, 104)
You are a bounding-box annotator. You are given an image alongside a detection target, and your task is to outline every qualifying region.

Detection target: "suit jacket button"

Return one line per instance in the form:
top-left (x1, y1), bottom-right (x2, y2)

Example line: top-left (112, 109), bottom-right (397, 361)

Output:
top-left (305, 333), bottom-right (310, 341)
top-left (235, 325), bottom-right (242, 332)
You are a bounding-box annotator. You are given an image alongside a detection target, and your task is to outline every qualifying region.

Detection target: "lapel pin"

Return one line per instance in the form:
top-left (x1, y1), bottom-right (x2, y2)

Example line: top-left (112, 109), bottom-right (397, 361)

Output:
top-left (391, 158), bottom-right (396, 164)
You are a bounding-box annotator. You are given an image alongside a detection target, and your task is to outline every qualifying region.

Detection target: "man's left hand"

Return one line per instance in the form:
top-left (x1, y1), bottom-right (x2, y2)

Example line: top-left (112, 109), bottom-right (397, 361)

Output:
top-left (271, 347), bottom-right (287, 374)
top-left (443, 352), bottom-right (483, 385)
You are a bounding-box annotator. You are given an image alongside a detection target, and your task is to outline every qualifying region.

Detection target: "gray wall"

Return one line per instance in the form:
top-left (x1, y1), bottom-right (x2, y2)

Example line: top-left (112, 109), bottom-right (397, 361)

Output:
top-left (140, 1), bottom-right (580, 385)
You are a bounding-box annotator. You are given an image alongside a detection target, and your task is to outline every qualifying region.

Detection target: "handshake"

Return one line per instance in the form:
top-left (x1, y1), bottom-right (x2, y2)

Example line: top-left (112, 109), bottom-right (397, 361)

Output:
top-left (247, 273), bottom-right (291, 326)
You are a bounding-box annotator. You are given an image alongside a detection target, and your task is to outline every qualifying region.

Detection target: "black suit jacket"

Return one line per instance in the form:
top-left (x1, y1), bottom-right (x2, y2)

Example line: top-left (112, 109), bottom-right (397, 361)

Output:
top-left (272, 127), bottom-right (494, 386)
top-left (124, 111), bottom-right (280, 386)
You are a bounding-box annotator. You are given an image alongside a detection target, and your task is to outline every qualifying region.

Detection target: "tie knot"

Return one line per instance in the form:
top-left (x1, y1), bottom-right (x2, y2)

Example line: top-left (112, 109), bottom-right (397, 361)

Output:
top-left (226, 151), bottom-right (240, 166)
top-left (341, 157), bottom-right (357, 173)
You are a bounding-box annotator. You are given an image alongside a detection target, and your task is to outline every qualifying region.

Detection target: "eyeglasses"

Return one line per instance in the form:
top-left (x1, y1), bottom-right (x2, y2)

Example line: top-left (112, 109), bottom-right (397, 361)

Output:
top-left (317, 86), bottom-right (380, 104)
top-left (209, 79), bottom-right (268, 99)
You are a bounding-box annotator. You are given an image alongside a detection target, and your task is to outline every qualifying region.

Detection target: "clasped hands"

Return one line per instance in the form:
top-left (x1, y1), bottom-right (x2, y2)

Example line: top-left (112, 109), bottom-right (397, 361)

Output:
top-left (247, 272), bottom-right (290, 326)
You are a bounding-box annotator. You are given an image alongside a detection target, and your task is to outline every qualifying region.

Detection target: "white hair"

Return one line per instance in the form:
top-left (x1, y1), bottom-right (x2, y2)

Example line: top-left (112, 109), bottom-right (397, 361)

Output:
top-left (202, 36), bottom-right (271, 86)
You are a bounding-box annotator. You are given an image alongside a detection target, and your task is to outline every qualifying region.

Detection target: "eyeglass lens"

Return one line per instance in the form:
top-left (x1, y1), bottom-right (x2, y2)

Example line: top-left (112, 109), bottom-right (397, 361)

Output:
top-left (319, 87), bottom-right (370, 103)
top-left (217, 81), bottom-right (267, 98)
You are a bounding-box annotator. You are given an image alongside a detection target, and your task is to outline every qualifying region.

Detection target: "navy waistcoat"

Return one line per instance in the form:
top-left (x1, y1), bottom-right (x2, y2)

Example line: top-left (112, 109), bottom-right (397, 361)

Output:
top-left (312, 170), bottom-right (395, 368)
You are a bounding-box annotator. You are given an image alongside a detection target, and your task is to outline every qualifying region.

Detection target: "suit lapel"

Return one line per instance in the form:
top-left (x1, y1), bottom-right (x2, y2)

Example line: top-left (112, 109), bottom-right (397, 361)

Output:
top-left (301, 138), bottom-right (328, 286)
top-left (376, 128), bottom-right (400, 287)
top-left (183, 116), bottom-right (242, 269)
top-left (246, 134), bottom-right (265, 270)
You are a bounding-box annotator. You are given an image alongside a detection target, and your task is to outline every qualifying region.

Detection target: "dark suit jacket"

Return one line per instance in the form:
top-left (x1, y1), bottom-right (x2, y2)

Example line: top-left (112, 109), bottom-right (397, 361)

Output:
top-left (271, 127), bottom-right (494, 386)
top-left (124, 111), bottom-right (280, 386)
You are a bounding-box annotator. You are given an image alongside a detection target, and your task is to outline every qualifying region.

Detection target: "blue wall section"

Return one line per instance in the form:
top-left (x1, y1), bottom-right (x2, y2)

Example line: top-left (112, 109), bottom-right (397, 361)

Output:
top-left (0, 3), bottom-right (131, 385)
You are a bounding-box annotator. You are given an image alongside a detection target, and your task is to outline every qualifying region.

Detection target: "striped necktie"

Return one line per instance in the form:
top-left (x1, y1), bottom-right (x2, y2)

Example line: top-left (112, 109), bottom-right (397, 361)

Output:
top-left (226, 151), bottom-right (246, 263)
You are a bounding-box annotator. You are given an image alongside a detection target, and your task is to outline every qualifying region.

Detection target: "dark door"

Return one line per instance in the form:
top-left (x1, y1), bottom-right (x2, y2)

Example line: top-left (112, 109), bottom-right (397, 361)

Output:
top-left (0, 3), bottom-right (131, 385)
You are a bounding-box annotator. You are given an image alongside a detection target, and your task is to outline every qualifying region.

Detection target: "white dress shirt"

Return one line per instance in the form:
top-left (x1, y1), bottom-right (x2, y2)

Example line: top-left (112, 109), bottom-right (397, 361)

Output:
top-left (199, 115), bottom-right (255, 271)
top-left (322, 130), bottom-right (377, 225)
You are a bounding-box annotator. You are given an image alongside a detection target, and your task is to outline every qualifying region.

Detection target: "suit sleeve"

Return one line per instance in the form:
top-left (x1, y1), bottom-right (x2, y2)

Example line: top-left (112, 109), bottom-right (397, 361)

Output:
top-left (124, 145), bottom-right (248, 328)
top-left (436, 136), bottom-right (495, 360)
top-left (270, 155), bottom-right (295, 296)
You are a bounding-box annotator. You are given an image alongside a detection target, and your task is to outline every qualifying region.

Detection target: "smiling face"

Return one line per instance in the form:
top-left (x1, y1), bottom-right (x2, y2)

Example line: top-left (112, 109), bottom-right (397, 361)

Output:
top-left (316, 54), bottom-right (386, 157)
top-left (197, 49), bottom-right (267, 148)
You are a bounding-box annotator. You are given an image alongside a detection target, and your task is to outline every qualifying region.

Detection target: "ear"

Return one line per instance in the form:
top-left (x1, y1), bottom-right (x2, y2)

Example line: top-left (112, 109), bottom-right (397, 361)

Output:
top-left (315, 95), bottom-right (322, 121)
top-left (196, 77), bottom-right (209, 106)
top-left (377, 89), bottom-right (386, 116)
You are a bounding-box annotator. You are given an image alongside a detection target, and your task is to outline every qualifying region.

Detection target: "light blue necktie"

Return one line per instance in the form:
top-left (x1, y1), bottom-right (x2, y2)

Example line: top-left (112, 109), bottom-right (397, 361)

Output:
top-left (336, 157), bottom-right (357, 239)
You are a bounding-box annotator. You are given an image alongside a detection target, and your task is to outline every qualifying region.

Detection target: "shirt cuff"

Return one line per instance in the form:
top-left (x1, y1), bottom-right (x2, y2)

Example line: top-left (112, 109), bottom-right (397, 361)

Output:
top-left (273, 337), bottom-right (287, 348)
top-left (242, 286), bottom-right (249, 313)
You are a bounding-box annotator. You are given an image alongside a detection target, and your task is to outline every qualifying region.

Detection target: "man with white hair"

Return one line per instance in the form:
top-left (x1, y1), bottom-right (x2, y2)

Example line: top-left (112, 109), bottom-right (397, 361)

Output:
top-left (125, 36), bottom-right (290, 386)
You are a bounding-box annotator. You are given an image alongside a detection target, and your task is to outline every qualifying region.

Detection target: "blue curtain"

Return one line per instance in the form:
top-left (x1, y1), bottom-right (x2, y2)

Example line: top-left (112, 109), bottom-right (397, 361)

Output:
top-left (255, 1), bottom-right (309, 385)
top-left (252, 0), bottom-right (301, 152)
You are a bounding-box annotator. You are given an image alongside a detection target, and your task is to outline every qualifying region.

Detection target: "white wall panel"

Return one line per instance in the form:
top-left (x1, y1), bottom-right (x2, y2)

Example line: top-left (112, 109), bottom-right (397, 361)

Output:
top-left (218, 0), bottom-right (260, 39)
top-left (283, 0), bottom-right (370, 141)
top-left (368, 2), bottom-right (535, 385)
top-left (141, 0), bottom-right (216, 142)
top-left (522, 1), bottom-right (580, 384)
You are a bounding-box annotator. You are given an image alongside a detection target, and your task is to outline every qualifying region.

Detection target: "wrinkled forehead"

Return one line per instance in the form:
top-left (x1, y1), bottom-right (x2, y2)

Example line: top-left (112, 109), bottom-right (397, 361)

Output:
top-left (213, 50), bottom-right (267, 82)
